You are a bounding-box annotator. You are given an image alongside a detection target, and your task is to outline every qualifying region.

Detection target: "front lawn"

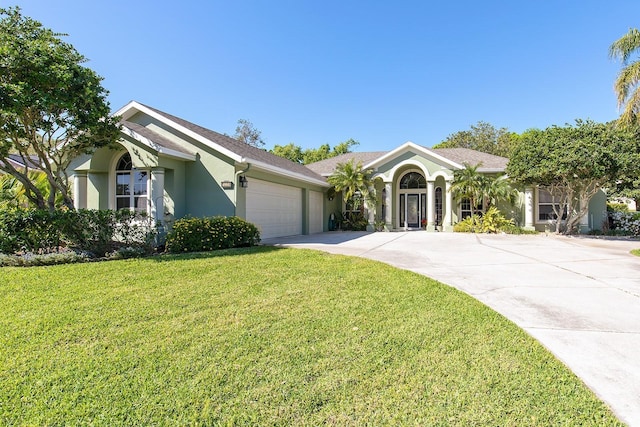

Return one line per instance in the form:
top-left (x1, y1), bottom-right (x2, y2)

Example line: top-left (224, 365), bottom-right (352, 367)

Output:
top-left (0, 247), bottom-right (622, 425)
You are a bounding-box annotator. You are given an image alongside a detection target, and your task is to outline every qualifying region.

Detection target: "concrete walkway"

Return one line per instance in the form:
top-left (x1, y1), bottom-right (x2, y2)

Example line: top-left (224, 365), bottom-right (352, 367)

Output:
top-left (264, 231), bottom-right (640, 426)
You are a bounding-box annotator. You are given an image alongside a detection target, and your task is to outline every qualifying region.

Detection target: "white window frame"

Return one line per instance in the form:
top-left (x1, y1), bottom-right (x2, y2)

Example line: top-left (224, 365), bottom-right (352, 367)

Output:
top-left (113, 152), bottom-right (150, 214)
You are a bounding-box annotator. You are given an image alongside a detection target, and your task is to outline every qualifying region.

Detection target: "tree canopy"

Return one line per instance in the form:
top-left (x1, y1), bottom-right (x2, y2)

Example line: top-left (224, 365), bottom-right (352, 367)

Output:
top-left (233, 119), bottom-right (265, 148)
top-left (433, 121), bottom-right (518, 157)
top-left (271, 138), bottom-right (359, 164)
top-left (0, 7), bottom-right (120, 210)
top-left (609, 28), bottom-right (640, 126)
top-left (507, 120), bottom-right (627, 233)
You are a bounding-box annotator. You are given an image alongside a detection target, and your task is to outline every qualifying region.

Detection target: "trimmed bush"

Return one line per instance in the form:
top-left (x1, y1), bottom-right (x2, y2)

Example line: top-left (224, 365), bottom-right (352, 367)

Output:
top-left (165, 216), bottom-right (260, 253)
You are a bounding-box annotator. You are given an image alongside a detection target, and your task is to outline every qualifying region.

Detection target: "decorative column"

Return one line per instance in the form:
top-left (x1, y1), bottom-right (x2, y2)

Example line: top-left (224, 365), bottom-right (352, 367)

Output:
top-left (73, 171), bottom-right (88, 210)
top-left (384, 182), bottom-right (393, 228)
top-left (524, 187), bottom-right (535, 230)
top-left (444, 180), bottom-right (453, 231)
top-left (150, 168), bottom-right (165, 223)
top-left (426, 180), bottom-right (435, 231)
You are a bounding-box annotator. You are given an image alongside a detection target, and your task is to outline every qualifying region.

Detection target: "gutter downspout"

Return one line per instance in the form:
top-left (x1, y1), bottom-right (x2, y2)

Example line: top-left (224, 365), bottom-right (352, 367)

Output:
top-left (233, 163), bottom-right (251, 216)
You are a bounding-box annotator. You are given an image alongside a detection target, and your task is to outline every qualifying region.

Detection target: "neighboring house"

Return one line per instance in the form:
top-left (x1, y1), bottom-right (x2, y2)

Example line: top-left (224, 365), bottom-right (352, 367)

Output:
top-left (0, 154), bottom-right (41, 172)
top-left (68, 101), bottom-right (607, 238)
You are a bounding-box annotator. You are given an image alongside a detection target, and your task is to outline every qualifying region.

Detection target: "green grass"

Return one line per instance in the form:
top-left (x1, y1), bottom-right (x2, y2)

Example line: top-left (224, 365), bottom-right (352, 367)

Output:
top-left (0, 247), bottom-right (623, 426)
top-left (631, 249), bottom-right (640, 257)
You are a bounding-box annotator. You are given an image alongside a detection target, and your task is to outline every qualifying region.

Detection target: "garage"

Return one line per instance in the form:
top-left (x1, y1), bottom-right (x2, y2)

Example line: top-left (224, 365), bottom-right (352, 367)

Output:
top-left (246, 179), bottom-right (303, 239)
top-left (308, 190), bottom-right (324, 234)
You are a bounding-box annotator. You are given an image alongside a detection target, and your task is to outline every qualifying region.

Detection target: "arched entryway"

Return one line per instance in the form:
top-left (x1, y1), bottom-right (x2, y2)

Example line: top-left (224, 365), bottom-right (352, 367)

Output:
top-left (398, 171), bottom-right (426, 228)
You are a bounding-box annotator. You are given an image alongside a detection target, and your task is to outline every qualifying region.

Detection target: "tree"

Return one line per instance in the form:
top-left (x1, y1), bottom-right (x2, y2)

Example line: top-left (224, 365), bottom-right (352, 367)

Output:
top-left (270, 138), bottom-right (359, 164)
top-left (433, 121), bottom-right (518, 157)
top-left (609, 28), bottom-right (640, 126)
top-left (270, 143), bottom-right (303, 163)
top-left (604, 124), bottom-right (640, 210)
top-left (327, 159), bottom-right (375, 213)
top-left (0, 7), bottom-right (120, 210)
top-left (233, 119), bottom-right (264, 148)
top-left (507, 120), bottom-right (625, 234)
top-left (449, 163), bottom-right (486, 220)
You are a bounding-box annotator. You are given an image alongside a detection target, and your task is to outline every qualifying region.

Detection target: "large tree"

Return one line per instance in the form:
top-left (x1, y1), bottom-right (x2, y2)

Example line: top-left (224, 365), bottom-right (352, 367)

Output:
top-left (609, 28), bottom-right (640, 126)
top-left (507, 120), bottom-right (625, 233)
top-left (271, 138), bottom-right (359, 164)
top-left (0, 7), bottom-right (120, 210)
top-left (233, 119), bottom-right (265, 148)
top-left (433, 121), bottom-right (518, 157)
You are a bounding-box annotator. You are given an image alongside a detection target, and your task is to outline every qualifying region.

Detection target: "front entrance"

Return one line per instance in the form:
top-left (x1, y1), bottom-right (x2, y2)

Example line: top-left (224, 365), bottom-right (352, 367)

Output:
top-left (398, 171), bottom-right (427, 229)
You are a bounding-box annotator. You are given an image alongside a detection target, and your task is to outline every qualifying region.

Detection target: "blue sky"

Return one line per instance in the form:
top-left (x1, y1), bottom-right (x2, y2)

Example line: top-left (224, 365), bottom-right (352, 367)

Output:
top-left (9, 1), bottom-right (640, 151)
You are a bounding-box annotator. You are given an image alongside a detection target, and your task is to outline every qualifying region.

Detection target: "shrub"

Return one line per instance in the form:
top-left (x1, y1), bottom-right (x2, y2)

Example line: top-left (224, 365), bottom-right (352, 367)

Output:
top-left (608, 210), bottom-right (640, 235)
top-left (607, 202), bottom-right (629, 213)
top-left (0, 250), bottom-right (90, 267)
top-left (165, 216), bottom-right (260, 253)
top-left (0, 208), bottom-right (157, 257)
top-left (453, 207), bottom-right (516, 234)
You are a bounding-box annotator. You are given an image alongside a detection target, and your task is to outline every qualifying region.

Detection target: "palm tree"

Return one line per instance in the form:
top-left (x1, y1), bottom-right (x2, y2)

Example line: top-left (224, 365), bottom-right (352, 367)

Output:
top-left (450, 163), bottom-right (486, 219)
top-left (610, 28), bottom-right (640, 125)
top-left (484, 175), bottom-right (519, 208)
top-left (327, 159), bottom-right (376, 216)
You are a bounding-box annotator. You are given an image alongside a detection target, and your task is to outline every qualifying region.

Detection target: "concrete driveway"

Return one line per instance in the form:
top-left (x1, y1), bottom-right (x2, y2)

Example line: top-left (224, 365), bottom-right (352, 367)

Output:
top-left (264, 231), bottom-right (640, 426)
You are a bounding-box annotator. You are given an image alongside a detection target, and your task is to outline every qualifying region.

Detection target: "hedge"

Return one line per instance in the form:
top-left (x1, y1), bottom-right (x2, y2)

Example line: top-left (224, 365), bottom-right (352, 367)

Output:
top-left (165, 216), bottom-right (260, 253)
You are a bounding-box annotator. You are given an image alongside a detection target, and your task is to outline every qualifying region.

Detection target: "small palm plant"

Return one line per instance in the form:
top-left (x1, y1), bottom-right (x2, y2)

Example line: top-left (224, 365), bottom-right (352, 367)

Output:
top-left (327, 159), bottom-right (376, 230)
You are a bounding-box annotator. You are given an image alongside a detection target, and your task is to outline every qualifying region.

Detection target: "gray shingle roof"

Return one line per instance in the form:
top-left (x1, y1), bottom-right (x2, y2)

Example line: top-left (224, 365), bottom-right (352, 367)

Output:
top-left (429, 148), bottom-right (508, 171)
top-left (139, 103), bottom-right (327, 184)
top-left (305, 147), bottom-right (508, 175)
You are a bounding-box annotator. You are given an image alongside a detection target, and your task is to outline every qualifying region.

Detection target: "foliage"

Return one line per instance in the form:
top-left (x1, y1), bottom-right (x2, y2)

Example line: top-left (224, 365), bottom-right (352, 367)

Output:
top-left (453, 206), bottom-right (514, 233)
top-left (607, 202), bottom-right (629, 213)
top-left (233, 118), bottom-right (264, 148)
top-left (609, 210), bottom-right (640, 235)
top-left (603, 125), bottom-right (640, 210)
top-left (0, 248), bottom-right (621, 425)
top-left (327, 159), bottom-right (376, 215)
top-left (433, 121), bottom-right (519, 157)
top-left (0, 170), bottom-right (63, 209)
top-left (609, 28), bottom-right (640, 126)
top-left (271, 138), bottom-right (359, 164)
top-left (0, 208), bottom-right (156, 257)
top-left (165, 216), bottom-right (260, 253)
top-left (449, 164), bottom-right (517, 223)
top-left (507, 120), bottom-right (627, 234)
top-left (341, 211), bottom-right (369, 231)
top-left (0, 7), bottom-right (121, 210)
top-left (0, 250), bottom-right (90, 267)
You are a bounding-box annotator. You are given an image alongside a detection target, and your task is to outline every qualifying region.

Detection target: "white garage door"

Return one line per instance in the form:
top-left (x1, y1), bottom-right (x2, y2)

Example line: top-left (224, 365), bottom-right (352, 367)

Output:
top-left (309, 190), bottom-right (324, 234)
top-left (246, 179), bottom-right (302, 239)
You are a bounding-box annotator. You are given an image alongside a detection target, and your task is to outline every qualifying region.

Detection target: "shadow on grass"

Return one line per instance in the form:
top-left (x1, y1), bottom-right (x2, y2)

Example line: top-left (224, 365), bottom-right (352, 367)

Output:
top-left (151, 245), bottom-right (286, 263)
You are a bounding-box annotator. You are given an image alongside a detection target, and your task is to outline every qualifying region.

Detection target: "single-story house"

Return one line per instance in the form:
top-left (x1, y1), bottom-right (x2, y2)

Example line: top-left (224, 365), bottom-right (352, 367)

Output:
top-left (68, 101), bottom-right (607, 238)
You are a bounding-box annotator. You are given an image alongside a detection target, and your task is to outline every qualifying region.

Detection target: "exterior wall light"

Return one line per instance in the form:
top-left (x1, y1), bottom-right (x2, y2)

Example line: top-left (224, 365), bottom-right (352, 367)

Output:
top-left (239, 176), bottom-right (248, 188)
top-left (221, 180), bottom-right (234, 190)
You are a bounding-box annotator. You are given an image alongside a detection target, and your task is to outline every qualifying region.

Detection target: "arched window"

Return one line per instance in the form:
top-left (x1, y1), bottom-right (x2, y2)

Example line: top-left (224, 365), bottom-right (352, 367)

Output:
top-left (115, 153), bottom-right (148, 212)
top-left (399, 172), bottom-right (426, 189)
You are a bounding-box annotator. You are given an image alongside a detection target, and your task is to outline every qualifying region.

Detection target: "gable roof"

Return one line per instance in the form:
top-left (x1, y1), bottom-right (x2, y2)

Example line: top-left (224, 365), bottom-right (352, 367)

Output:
top-left (305, 145), bottom-right (508, 176)
top-left (0, 154), bottom-right (41, 171)
top-left (114, 101), bottom-right (328, 187)
top-left (120, 120), bottom-right (196, 160)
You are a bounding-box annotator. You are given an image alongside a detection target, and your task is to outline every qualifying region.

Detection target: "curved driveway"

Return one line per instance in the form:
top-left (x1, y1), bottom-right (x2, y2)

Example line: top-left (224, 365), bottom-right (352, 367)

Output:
top-left (264, 231), bottom-right (640, 426)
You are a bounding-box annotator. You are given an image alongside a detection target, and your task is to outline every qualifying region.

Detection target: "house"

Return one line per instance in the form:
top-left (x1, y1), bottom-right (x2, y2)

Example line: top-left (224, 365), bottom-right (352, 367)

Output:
top-left (68, 101), bottom-right (607, 238)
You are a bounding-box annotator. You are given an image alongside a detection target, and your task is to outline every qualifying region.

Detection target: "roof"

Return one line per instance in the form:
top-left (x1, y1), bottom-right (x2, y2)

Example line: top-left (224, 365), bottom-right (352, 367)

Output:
top-left (305, 152), bottom-right (388, 176)
top-left (306, 147), bottom-right (508, 175)
top-left (0, 154), bottom-right (41, 171)
top-left (129, 102), bottom-right (328, 185)
top-left (120, 120), bottom-right (196, 158)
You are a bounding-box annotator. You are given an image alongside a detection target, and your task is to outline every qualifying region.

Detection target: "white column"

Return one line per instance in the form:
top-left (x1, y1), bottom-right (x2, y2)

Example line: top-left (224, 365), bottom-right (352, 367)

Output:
top-left (384, 182), bottom-right (392, 227)
top-left (150, 168), bottom-right (165, 223)
top-left (427, 180), bottom-right (435, 231)
top-left (73, 171), bottom-right (88, 210)
top-left (524, 187), bottom-right (535, 230)
top-left (445, 180), bottom-right (453, 231)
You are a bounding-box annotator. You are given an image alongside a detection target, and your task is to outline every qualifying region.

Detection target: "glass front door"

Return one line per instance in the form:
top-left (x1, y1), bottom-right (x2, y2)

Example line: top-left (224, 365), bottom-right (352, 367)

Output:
top-left (407, 194), bottom-right (419, 228)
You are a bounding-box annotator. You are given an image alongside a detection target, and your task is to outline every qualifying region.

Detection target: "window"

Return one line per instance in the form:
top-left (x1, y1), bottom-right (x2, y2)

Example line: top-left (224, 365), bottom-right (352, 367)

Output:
top-left (115, 153), bottom-right (148, 212)
top-left (400, 172), bottom-right (426, 189)
top-left (460, 198), bottom-right (482, 219)
top-left (538, 188), bottom-right (566, 221)
top-left (435, 187), bottom-right (443, 225)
